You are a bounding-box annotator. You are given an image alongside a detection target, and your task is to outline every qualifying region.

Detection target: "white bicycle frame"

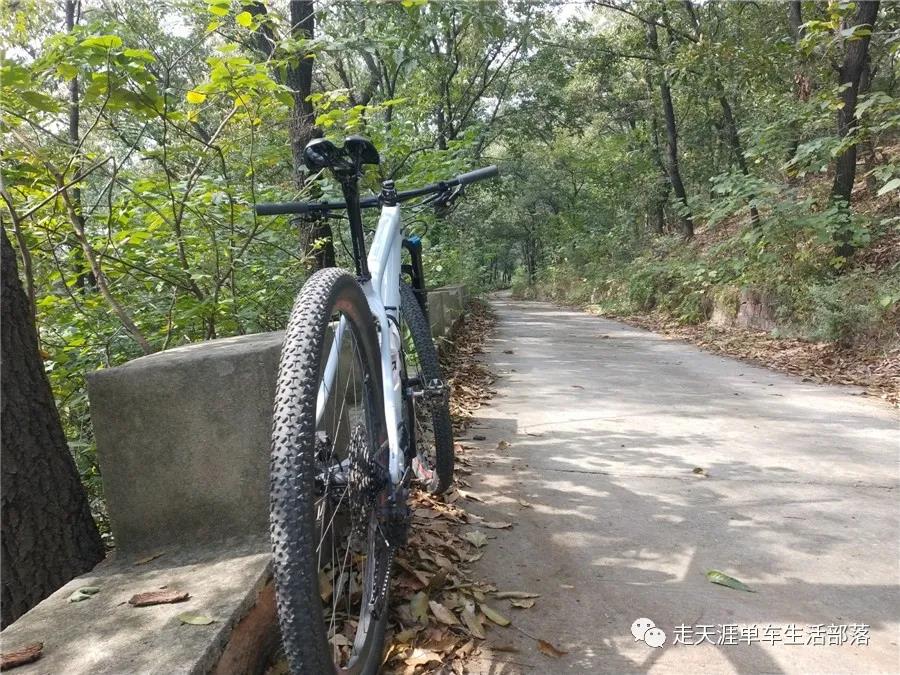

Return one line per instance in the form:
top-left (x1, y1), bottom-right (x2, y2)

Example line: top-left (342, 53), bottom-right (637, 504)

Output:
top-left (315, 204), bottom-right (407, 487)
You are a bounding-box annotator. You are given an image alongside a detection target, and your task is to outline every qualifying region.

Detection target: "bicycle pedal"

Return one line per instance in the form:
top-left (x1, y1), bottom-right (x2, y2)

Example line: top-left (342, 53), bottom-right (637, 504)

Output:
top-left (423, 378), bottom-right (447, 400)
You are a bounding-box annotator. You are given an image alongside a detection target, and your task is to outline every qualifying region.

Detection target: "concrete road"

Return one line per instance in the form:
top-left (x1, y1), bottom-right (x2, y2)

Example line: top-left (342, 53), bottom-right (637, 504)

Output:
top-left (462, 295), bottom-right (899, 675)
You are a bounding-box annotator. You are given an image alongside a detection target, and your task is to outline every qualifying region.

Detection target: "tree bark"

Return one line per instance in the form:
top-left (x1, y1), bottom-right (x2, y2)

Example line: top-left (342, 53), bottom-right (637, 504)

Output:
top-left (646, 21), bottom-right (694, 238)
top-left (1, 226), bottom-right (104, 628)
top-left (832, 1), bottom-right (879, 205)
top-left (831, 1), bottom-right (879, 257)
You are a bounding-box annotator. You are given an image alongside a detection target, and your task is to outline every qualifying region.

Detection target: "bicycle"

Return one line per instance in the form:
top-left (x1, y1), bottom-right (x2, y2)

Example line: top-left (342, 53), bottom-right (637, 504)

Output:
top-left (255, 135), bottom-right (498, 674)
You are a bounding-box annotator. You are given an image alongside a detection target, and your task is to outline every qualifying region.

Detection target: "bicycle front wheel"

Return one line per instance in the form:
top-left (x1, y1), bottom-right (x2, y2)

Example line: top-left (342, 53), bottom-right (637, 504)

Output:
top-left (270, 268), bottom-right (391, 675)
top-left (399, 282), bottom-right (455, 494)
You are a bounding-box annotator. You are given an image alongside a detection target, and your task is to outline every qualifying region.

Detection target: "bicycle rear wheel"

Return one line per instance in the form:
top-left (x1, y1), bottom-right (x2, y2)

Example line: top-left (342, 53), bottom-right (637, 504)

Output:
top-left (270, 268), bottom-right (390, 675)
top-left (399, 282), bottom-right (454, 494)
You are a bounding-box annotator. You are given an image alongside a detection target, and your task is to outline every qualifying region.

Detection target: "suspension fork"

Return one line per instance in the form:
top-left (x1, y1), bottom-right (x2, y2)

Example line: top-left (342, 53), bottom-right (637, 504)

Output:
top-left (401, 236), bottom-right (428, 319)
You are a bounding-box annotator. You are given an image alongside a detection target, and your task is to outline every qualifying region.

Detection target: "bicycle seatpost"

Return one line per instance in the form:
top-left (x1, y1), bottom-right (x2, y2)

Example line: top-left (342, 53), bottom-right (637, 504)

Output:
top-left (335, 171), bottom-right (370, 280)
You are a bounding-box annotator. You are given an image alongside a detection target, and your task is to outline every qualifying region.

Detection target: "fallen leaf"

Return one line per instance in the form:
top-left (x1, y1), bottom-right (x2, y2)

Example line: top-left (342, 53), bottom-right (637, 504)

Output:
top-left (494, 591), bottom-right (539, 599)
top-left (502, 349), bottom-right (514, 354)
top-left (429, 601), bottom-right (460, 626)
top-left (517, 499), bottom-right (533, 508)
top-left (329, 633), bottom-right (352, 650)
top-left (319, 569), bottom-right (334, 601)
top-left (463, 531), bottom-right (487, 548)
top-left (394, 627), bottom-right (419, 644)
top-left (404, 648), bottom-right (442, 667)
top-left (129, 590), bottom-right (190, 606)
top-left (479, 603), bottom-right (511, 626)
top-left (482, 521), bottom-right (512, 529)
top-left (706, 569), bottom-right (755, 592)
top-left (409, 592), bottom-right (429, 623)
top-left (461, 604), bottom-right (486, 639)
top-left (456, 640), bottom-right (475, 657)
top-left (133, 552), bottom-right (165, 566)
top-left (1, 642), bottom-right (43, 670)
top-left (457, 489), bottom-right (484, 503)
top-left (559, 584), bottom-right (575, 590)
top-left (510, 598), bottom-right (535, 608)
top-left (67, 586), bottom-right (101, 603)
top-left (490, 644), bottom-right (520, 653)
top-left (426, 568), bottom-right (449, 593)
top-left (468, 552), bottom-right (484, 563)
top-left (692, 467), bottom-right (707, 476)
top-left (473, 435), bottom-right (487, 441)
top-left (537, 639), bottom-right (568, 657)
top-left (497, 440), bottom-right (510, 450)
top-left (177, 612), bottom-right (216, 625)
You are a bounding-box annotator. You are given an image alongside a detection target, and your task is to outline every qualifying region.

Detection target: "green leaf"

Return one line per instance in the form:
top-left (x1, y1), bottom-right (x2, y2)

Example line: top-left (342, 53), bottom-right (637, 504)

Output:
top-left (235, 11), bottom-right (252, 28)
top-left (706, 570), bottom-right (755, 592)
top-left (876, 177), bottom-right (900, 196)
top-left (81, 35), bottom-right (123, 50)
top-left (186, 90), bottom-right (207, 104)
top-left (208, 4), bottom-right (229, 16)
top-left (177, 612), bottom-right (216, 625)
top-left (123, 48), bottom-right (156, 62)
top-left (56, 62), bottom-right (78, 80)
top-left (20, 90), bottom-right (60, 113)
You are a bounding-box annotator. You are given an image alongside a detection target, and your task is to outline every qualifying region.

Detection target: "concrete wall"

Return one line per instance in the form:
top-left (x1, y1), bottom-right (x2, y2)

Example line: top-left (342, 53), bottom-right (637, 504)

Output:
top-left (87, 285), bottom-right (467, 553)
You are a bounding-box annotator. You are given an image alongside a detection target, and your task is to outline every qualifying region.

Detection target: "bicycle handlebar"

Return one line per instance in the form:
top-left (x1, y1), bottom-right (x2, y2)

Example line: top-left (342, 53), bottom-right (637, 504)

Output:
top-left (254, 165), bottom-right (499, 216)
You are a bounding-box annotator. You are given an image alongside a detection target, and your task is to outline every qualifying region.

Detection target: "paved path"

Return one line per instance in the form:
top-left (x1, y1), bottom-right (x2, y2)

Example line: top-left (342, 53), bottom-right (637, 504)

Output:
top-left (462, 295), bottom-right (899, 674)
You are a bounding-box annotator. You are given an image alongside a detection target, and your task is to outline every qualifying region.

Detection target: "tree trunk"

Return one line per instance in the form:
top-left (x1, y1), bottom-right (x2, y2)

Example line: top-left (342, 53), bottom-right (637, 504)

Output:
top-left (831, 1), bottom-right (879, 255)
top-left (286, 0), bottom-right (317, 179)
top-left (1, 226), bottom-right (104, 628)
top-left (647, 22), bottom-right (694, 238)
top-left (718, 93), bottom-right (760, 226)
top-left (786, 0), bottom-right (811, 165)
top-left (245, 0), bottom-right (334, 270)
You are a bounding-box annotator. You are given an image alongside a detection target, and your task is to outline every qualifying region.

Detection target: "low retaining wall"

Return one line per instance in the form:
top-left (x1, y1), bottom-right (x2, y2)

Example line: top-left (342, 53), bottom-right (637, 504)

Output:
top-left (1, 284), bottom-right (468, 674)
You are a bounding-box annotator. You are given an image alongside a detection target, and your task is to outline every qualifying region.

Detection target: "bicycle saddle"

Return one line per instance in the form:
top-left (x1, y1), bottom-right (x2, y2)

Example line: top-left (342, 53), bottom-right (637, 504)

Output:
top-left (303, 136), bottom-right (380, 173)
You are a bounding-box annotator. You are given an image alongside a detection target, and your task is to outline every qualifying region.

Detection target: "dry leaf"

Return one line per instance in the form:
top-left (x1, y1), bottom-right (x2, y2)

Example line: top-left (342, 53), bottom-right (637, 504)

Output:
top-left (1, 642), bottom-right (43, 670)
top-left (461, 604), bottom-right (486, 639)
top-left (457, 489), bottom-right (484, 503)
top-left (479, 603), bottom-right (511, 626)
top-left (133, 552), bottom-right (165, 566)
top-left (426, 568), bottom-right (449, 593)
top-left (482, 521), bottom-right (512, 529)
top-left (509, 598), bottom-right (535, 608)
top-left (517, 499), bottom-right (533, 508)
top-left (404, 648), bottom-right (442, 667)
top-left (463, 531), bottom-right (487, 548)
top-left (490, 644), bottom-right (520, 653)
top-left (537, 639), bottom-right (568, 657)
top-left (494, 591), bottom-right (539, 599)
top-left (177, 612), bottom-right (215, 625)
top-left (456, 640), bottom-right (476, 657)
top-left (319, 569), bottom-right (333, 601)
top-left (429, 601), bottom-right (460, 626)
top-left (409, 592), bottom-right (429, 623)
top-left (67, 586), bottom-right (100, 603)
top-left (129, 590), bottom-right (189, 607)
top-left (497, 440), bottom-right (510, 450)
